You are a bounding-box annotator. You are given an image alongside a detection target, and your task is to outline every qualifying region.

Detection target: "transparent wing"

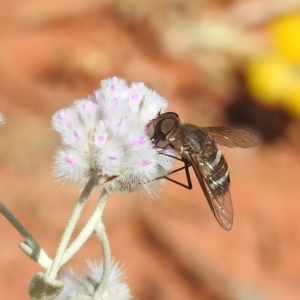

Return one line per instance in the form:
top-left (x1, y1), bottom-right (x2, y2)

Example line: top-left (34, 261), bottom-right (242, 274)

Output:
top-left (204, 127), bottom-right (259, 148)
top-left (183, 151), bottom-right (233, 231)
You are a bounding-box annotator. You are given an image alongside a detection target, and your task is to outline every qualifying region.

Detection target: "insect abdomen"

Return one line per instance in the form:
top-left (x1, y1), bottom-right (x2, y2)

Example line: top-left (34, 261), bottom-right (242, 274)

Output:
top-left (199, 148), bottom-right (230, 195)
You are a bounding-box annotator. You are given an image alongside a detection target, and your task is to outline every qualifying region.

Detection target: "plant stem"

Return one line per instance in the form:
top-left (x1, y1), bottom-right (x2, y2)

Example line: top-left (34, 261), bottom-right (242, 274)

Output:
top-left (93, 220), bottom-right (112, 298)
top-left (61, 188), bottom-right (109, 267)
top-left (47, 176), bottom-right (96, 279)
top-left (0, 202), bottom-right (50, 267)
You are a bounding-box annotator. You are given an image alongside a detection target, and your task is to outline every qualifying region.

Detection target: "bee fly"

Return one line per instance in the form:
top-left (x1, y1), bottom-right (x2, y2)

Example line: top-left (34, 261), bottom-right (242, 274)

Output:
top-left (151, 112), bottom-right (259, 231)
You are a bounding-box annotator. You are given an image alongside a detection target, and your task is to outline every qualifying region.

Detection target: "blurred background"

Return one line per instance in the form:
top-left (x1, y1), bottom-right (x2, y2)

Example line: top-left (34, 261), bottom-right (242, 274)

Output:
top-left (1, 0), bottom-right (300, 299)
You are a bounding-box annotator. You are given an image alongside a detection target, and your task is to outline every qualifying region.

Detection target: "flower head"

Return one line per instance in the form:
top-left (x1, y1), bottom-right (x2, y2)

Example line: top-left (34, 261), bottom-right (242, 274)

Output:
top-left (0, 113), bottom-right (5, 126)
top-left (52, 77), bottom-right (174, 193)
top-left (56, 261), bottom-right (132, 300)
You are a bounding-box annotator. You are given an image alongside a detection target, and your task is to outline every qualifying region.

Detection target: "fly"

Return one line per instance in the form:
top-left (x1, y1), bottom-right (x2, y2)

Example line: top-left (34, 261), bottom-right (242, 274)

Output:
top-left (151, 112), bottom-right (259, 231)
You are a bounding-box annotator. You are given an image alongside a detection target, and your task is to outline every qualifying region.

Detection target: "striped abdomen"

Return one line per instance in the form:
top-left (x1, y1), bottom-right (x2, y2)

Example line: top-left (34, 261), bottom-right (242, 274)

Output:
top-left (196, 147), bottom-right (230, 196)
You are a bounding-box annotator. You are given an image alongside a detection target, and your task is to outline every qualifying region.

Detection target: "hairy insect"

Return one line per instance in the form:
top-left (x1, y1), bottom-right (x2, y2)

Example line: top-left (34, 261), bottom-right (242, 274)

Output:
top-left (151, 112), bottom-right (259, 231)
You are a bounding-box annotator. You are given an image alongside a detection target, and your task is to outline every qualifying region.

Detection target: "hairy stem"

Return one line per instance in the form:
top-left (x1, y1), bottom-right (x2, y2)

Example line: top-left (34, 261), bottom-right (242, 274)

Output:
top-left (47, 176), bottom-right (97, 279)
top-left (93, 220), bottom-right (112, 298)
top-left (0, 201), bottom-right (50, 268)
top-left (61, 189), bottom-right (109, 266)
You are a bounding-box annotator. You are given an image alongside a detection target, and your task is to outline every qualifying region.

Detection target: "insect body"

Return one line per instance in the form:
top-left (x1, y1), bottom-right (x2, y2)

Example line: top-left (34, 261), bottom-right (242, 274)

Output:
top-left (151, 112), bottom-right (259, 231)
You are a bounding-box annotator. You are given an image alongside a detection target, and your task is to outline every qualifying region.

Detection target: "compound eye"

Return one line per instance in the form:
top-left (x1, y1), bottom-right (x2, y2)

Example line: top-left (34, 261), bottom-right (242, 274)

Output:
top-left (155, 118), bottom-right (176, 140)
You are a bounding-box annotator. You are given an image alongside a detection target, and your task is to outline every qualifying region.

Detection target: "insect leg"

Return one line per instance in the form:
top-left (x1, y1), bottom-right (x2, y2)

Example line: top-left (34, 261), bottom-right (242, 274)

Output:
top-left (155, 153), bottom-right (193, 189)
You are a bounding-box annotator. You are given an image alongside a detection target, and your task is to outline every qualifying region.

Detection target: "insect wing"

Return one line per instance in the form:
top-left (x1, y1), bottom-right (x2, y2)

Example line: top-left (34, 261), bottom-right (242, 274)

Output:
top-left (204, 127), bottom-right (259, 148)
top-left (182, 150), bottom-right (234, 231)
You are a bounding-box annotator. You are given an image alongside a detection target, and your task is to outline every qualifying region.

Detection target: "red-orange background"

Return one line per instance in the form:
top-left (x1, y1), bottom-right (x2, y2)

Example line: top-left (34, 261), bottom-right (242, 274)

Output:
top-left (1, 1), bottom-right (300, 299)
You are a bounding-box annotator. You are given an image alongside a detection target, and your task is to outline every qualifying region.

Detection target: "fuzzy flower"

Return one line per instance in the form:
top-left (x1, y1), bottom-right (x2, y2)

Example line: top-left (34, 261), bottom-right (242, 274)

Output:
top-left (56, 261), bottom-right (132, 300)
top-left (0, 113), bottom-right (5, 126)
top-left (52, 77), bottom-right (174, 194)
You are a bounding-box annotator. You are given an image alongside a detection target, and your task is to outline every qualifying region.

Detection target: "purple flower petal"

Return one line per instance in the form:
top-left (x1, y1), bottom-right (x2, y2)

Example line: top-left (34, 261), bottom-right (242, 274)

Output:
top-left (112, 98), bottom-right (119, 110)
top-left (74, 130), bottom-right (80, 140)
top-left (131, 93), bottom-right (138, 100)
top-left (59, 111), bottom-right (69, 124)
top-left (116, 119), bottom-right (122, 130)
top-left (66, 156), bottom-right (76, 165)
top-left (140, 159), bottom-right (151, 166)
top-left (133, 136), bottom-right (146, 145)
top-left (97, 135), bottom-right (105, 143)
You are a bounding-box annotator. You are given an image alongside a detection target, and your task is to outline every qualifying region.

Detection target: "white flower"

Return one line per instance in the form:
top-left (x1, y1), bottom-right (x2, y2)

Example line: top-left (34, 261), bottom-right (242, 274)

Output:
top-left (52, 77), bottom-right (174, 194)
top-left (0, 113), bottom-right (5, 126)
top-left (56, 261), bottom-right (132, 300)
